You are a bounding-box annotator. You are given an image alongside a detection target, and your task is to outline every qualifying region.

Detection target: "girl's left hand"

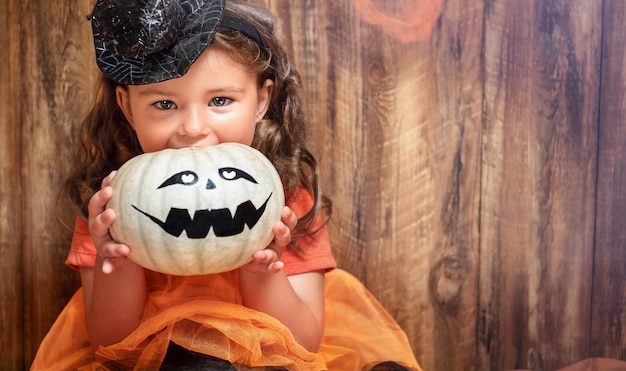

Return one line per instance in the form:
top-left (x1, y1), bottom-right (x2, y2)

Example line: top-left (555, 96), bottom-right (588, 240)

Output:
top-left (240, 206), bottom-right (297, 274)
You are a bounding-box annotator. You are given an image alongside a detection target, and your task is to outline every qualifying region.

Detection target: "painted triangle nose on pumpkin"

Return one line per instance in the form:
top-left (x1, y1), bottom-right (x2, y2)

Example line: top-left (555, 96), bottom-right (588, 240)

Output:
top-left (106, 143), bottom-right (285, 276)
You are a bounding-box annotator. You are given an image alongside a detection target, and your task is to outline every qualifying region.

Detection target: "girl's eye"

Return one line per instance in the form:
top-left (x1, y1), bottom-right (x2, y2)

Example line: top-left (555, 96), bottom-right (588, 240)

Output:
top-left (153, 100), bottom-right (176, 110)
top-left (210, 97), bottom-right (232, 107)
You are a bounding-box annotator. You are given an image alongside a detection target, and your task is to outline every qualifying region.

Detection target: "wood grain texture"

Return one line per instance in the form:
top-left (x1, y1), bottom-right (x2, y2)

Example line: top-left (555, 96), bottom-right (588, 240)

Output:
top-left (20, 0), bottom-right (94, 366)
top-left (263, 0), bottom-right (482, 369)
top-left (0, 0), bottom-right (23, 369)
top-left (590, 0), bottom-right (626, 360)
top-left (409, 0), bottom-right (484, 369)
top-left (479, 0), bottom-right (601, 369)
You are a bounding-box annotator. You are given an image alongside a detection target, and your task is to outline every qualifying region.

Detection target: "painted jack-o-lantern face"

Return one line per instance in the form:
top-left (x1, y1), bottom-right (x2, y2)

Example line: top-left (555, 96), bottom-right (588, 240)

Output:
top-left (107, 143), bottom-right (284, 276)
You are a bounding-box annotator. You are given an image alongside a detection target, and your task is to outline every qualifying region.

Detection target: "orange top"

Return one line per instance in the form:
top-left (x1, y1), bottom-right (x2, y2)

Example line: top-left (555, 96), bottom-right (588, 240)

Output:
top-left (66, 187), bottom-right (336, 276)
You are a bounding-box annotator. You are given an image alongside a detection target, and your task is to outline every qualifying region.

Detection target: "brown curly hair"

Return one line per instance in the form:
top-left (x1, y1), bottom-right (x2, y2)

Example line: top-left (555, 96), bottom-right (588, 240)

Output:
top-left (65, 0), bottom-right (330, 241)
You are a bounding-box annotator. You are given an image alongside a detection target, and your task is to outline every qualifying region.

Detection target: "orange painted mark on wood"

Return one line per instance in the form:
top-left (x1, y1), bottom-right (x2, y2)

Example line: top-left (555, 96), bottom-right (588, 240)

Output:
top-left (351, 0), bottom-right (443, 42)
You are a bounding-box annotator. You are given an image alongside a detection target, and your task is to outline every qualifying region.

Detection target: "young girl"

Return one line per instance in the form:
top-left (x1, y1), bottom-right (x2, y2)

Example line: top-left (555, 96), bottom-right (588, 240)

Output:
top-left (32, 0), bottom-right (421, 369)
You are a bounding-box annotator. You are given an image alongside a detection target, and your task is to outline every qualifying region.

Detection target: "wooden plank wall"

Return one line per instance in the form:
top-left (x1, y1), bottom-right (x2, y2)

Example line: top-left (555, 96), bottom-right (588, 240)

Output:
top-left (1, 0), bottom-right (95, 368)
top-left (1, 0), bottom-right (625, 370)
top-left (479, 1), bottom-right (602, 369)
top-left (19, 0), bottom-right (97, 366)
top-left (1, 0), bottom-right (23, 369)
top-left (591, 0), bottom-right (626, 361)
top-left (264, 1), bottom-right (483, 369)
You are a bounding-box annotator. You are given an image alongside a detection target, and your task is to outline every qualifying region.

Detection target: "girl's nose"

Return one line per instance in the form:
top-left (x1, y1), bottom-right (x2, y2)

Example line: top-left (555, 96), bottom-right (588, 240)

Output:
top-left (179, 107), bottom-right (210, 138)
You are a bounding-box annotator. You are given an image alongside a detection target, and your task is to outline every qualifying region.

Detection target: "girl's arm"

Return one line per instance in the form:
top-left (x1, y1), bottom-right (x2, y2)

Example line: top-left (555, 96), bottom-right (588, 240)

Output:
top-left (80, 260), bottom-right (147, 349)
top-left (81, 172), bottom-right (148, 349)
top-left (239, 269), bottom-right (325, 352)
top-left (239, 207), bottom-right (326, 352)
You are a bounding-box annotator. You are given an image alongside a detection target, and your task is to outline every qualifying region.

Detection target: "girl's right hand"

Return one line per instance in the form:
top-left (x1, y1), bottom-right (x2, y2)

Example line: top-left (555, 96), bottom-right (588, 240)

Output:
top-left (87, 171), bottom-right (133, 274)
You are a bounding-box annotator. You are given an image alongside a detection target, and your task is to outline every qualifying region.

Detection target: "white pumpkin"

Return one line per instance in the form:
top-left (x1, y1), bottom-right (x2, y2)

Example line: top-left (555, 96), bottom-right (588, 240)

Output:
top-left (107, 143), bottom-right (284, 275)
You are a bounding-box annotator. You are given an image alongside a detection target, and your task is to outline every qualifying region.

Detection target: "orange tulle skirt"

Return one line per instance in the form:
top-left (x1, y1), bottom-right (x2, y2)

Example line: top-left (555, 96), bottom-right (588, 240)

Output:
top-left (31, 269), bottom-right (420, 370)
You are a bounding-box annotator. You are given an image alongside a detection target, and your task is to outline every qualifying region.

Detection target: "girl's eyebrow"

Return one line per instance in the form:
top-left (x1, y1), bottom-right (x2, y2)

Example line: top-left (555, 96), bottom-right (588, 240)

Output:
top-left (136, 87), bottom-right (172, 97)
top-left (204, 86), bottom-right (246, 94)
top-left (135, 85), bottom-right (246, 97)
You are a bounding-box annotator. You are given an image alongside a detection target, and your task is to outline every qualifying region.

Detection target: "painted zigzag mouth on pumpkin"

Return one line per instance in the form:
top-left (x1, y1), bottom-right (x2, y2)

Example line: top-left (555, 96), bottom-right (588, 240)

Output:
top-left (132, 193), bottom-right (272, 239)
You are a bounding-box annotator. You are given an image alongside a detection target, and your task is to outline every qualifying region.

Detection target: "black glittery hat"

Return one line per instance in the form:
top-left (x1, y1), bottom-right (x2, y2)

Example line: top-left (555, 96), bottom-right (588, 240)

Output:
top-left (91, 0), bottom-right (226, 85)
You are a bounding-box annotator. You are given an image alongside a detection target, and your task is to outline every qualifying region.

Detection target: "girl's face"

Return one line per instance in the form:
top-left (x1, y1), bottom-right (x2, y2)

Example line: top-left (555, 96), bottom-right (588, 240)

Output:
top-left (116, 46), bottom-right (273, 152)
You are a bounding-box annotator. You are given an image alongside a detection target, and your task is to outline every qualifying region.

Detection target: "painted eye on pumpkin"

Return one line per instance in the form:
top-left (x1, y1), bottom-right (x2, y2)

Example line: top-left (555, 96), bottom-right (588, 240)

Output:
top-left (218, 167), bottom-right (258, 184)
top-left (157, 171), bottom-right (199, 188)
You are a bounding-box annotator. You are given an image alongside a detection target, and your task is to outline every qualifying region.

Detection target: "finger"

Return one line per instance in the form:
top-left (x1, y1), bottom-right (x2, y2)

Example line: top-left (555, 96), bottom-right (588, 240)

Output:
top-left (102, 258), bottom-right (116, 274)
top-left (88, 186), bottom-right (113, 219)
top-left (100, 243), bottom-right (131, 274)
top-left (252, 249), bottom-right (278, 264)
top-left (99, 241), bottom-right (130, 259)
top-left (280, 206), bottom-right (298, 230)
top-left (267, 260), bottom-right (284, 273)
top-left (101, 171), bottom-right (117, 189)
top-left (101, 255), bottom-right (130, 274)
top-left (241, 256), bottom-right (284, 274)
top-left (271, 221), bottom-right (291, 251)
top-left (88, 172), bottom-right (117, 220)
top-left (90, 207), bottom-right (116, 240)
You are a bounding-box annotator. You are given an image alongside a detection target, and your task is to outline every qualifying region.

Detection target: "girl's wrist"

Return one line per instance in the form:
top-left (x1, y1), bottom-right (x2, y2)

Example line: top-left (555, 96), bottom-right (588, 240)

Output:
top-left (239, 267), bottom-right (287, 290)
